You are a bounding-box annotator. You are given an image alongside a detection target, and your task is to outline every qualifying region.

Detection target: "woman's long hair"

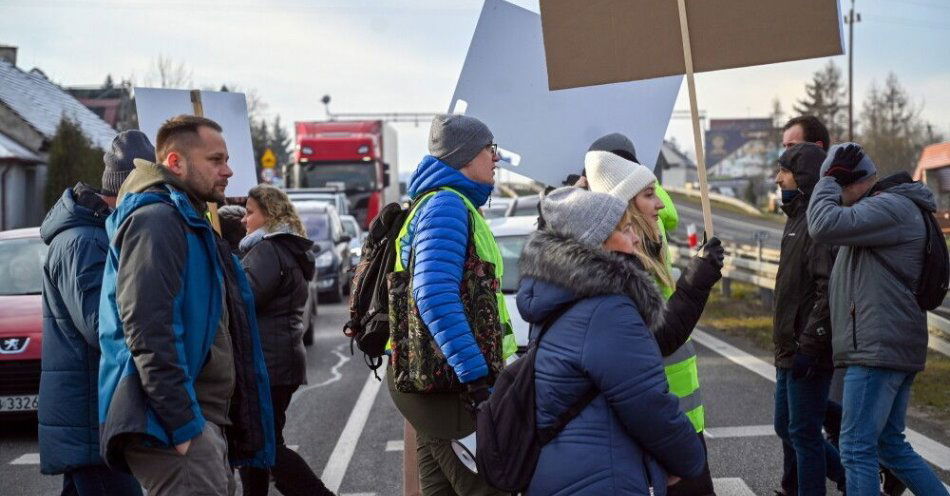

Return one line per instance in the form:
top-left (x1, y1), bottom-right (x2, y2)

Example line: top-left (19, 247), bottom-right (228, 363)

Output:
top-left (619, 199), bottom-right (675, 290)
top-left (247, 184), bottom-right (307, 237)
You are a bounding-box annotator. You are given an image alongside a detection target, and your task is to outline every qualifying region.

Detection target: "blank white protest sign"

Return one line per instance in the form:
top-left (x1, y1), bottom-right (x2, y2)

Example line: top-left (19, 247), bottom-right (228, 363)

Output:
top-left (449, 0), bottom-right (682, 187)
top-left (134, 87), bottom-right (257, 197)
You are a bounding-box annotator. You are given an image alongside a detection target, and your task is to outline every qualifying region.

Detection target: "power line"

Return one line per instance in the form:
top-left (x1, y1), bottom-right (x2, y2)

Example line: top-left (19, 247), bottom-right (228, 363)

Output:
top-left (876, 0), bottom-right (950, 11)
top-left (864, 14), bottom-right (950, 31)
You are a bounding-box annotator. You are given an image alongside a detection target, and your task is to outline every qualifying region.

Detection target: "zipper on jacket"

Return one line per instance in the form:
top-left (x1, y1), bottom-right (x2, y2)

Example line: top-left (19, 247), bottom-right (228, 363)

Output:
top-left (851, 300), bottom-right (858, 351)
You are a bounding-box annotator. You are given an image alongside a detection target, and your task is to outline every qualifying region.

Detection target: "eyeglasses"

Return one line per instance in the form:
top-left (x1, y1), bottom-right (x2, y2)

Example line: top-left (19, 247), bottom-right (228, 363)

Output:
top-left (486, 143), bottom-right (498, 156)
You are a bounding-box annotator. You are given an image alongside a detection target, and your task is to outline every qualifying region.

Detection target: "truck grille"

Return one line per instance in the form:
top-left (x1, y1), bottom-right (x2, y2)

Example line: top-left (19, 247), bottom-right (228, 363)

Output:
top-left (0, 360), bottom-right (41, 395)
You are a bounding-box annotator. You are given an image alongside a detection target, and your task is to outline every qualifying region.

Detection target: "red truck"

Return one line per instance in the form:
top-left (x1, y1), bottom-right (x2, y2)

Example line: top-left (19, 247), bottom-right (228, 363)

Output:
top-left (290, 120), bottom-right (400, 228)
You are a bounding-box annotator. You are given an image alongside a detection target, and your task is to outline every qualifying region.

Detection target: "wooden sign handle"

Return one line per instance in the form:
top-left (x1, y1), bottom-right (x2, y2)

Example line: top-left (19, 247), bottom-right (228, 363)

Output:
top-left (676, 0), bottom-right (715, 238)
top-left (190, 89), bottom-right (223, 235)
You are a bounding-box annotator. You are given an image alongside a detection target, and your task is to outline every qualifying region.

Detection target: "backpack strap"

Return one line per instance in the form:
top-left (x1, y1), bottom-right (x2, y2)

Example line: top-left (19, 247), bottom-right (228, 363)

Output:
top-left (864, 204), bottom-right (930, 296)
top-left (531, 301), bottom-right (599, 445)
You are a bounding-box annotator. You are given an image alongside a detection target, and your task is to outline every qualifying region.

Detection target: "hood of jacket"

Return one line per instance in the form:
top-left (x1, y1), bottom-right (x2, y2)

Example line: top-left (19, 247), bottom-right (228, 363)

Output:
top-left (407, 155), bottom-right (493, 208)
top-left (118, 159), bottom-right (202, 210)
top-left (266, 231), bottom-right (316, 281)
top-left (871, 172), bottom-right (937, 212)
top-left (778, 143), bottom-right (826, 198)
top-left (518, 229), bottom-right (665, 330)
top-left (40, 183), bottom-right (110, 244)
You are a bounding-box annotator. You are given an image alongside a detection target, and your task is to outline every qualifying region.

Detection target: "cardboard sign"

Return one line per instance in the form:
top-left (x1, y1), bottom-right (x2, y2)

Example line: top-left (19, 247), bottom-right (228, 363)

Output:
top-left (134, 87), bottom-right (258, 197)
top-left (539, 0), bottom-right (844, 90)
top-left (449, 0), bottom-right (682, 187)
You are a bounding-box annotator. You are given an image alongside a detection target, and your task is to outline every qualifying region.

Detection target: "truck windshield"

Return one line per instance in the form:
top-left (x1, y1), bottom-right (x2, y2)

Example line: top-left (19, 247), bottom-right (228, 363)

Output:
top-left (300, 162), bottom-right (377, 192)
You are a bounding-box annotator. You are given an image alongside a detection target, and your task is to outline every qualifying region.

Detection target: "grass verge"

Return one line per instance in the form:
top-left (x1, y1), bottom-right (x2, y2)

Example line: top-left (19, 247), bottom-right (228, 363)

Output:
top-left (699, 281), bottom-right (950, 426)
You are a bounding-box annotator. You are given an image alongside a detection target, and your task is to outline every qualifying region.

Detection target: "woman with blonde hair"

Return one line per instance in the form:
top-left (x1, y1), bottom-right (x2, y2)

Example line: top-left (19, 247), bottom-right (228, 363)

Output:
top-left (239, 184), bottom-right (334, 496)
top-left (587, 150), bottom-right (724, 496)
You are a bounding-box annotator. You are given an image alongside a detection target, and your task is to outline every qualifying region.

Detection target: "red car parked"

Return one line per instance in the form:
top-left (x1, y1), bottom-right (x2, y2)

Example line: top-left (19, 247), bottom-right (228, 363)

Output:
top-left (0, 227), bottom-right (46, 416)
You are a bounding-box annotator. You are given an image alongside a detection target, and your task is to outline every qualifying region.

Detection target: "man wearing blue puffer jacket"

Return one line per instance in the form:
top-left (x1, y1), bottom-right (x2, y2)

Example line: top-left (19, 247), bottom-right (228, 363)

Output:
top-left (39, 131), bottom-right (151, 496)
top-left (98, 115), bottom-right (275, 496)
top-left (387, 114), bottom-right (514, 495)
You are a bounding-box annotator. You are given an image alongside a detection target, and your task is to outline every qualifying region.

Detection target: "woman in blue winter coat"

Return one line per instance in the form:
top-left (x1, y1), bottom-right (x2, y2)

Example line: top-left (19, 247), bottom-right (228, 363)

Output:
top-left (518, 187), bottom-right (706, 496)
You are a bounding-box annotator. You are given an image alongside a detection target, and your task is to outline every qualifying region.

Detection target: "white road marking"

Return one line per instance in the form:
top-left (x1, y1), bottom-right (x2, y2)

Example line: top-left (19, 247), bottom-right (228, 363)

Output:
top-left (385, 440), bottom-right (404, 452)
top-left (9, 453), bottom-right (39, 465)
top-left (694, 328), bottom-right (950, 471)
top-left (693, 329), bottom-right (775, 382)
top-left (711, 477), bottom-right (756, 496)
top-left (321, 362), bottom-right (388, 492)
top-left (287, 445), bottom-right (299, 452)
top-left (291, 343), bottom-right (352, 407)
top-left (705, 425), bottom-right (775, 439)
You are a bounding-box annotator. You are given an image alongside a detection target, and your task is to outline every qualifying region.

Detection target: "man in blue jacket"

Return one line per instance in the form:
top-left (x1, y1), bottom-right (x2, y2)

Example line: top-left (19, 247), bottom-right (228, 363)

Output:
top-left (39, 130), bottom-right (151, 495)
top-left (388, 114), bottom-right (510, 495)
top-left (98, 115), bottom-right (275, 496)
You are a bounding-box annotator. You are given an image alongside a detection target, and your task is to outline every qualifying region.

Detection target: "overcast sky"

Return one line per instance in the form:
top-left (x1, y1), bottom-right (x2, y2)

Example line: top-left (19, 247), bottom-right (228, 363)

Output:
top-left (2, 0), bottom-right (948, 176)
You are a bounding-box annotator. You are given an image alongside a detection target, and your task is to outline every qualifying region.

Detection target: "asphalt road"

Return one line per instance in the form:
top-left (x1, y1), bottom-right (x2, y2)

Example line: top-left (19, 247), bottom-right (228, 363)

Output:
top-left (3, 302), bottom-right (949, 495)
top-left (674, 203), bottom-right (784, 250)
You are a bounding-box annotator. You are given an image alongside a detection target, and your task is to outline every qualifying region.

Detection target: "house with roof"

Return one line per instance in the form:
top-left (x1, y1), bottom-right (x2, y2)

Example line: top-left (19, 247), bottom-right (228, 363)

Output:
top-left (655, 139), bottom-right (696, 188)
top-left (0, 46), bottom-right (116, 229)
top-left (913, 141), bottom-right (950, 231)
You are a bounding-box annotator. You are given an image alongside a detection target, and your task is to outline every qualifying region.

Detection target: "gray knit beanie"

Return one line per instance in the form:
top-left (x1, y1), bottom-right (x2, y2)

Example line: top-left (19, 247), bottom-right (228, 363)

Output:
top-left (428, 114), bottom-right (493, 169)
top-left (589, 132), bottom-right (638, 163)
top-left (819, 142), bottom-right (877, 181)
top-left (102, 130), bottom-right (155, 196)
top-left (542, 187), bottom-right (627, 246)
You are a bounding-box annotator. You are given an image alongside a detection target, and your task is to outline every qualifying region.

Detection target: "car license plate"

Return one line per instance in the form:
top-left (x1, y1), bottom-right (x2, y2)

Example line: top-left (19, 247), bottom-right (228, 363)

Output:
top-left (0, 395), bottom-right (38, 412)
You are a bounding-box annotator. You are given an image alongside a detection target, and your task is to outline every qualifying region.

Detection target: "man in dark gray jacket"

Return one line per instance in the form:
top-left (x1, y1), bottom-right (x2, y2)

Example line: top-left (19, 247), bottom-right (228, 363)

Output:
top-left (807, 143), bottom-right (948, 495)
top-left (39, 131), bottom-right (152, 495)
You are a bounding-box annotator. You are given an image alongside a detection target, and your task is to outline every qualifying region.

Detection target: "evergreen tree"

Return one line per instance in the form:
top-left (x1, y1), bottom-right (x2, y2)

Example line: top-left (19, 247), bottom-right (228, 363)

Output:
top-left (858, 73), bottom-right (939, 176)
top-left (103, 74), bottom-right (115, 89)
top-left (44, 117), bottom-right (104, 211)
top-left (250, 118), bottom-right (270, 182)
top-left (269, 115), bottom-right (292, 167)
top-left (794, 61), bottom-right (847, 142)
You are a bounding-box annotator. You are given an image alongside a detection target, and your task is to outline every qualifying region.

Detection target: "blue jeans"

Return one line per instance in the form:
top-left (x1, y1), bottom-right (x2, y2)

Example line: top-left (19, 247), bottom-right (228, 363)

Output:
top-left (774, 368), bottom-right (845, 495)
top-left (840, 366), bottom-right (948, 496)
top-left (61, 464), bottom-right (142, 496)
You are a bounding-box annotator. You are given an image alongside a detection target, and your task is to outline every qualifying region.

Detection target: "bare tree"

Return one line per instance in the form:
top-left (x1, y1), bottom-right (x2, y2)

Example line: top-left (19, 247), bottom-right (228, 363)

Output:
top-left (146, 55), bottom-right (193, 89)
top-left (859, 73), bottom-right (940, 176)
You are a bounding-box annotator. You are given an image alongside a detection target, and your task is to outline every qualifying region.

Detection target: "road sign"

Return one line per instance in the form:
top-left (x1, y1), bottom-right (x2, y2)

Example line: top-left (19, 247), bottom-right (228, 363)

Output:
top-left (261, 148), bottom-right (277, 169)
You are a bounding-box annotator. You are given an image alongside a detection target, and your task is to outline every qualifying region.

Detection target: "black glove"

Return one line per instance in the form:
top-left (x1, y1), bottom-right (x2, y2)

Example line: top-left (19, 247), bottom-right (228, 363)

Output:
top-left (791, 352), bottom-right (817, 380)
top-left (699, 236), bottom-right (725, 269)
top-left (824, 144), bottom-right (867, 186)
top-left (466, 378), bottom-right (491, 408)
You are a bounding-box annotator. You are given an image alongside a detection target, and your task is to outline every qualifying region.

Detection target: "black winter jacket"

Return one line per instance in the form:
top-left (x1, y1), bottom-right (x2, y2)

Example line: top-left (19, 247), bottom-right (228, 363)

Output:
top-left (621, 252), bottom-right (721, 357)
top-left (241, 232), bottom-right (315, 386)
top-left (774, 144), bottom-right (836, 369)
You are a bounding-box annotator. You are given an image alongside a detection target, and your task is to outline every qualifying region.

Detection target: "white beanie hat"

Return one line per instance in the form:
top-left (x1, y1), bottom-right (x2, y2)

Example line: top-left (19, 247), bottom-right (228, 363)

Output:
top-left (585, 150), bottom-right (657, 203)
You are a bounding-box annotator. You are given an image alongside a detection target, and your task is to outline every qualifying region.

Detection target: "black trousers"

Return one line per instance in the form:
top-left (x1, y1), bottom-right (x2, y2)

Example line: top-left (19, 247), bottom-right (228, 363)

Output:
top-left (666, 431), bottom-right (716, 496)
top-left (239, 385), bottom-right (334, 496)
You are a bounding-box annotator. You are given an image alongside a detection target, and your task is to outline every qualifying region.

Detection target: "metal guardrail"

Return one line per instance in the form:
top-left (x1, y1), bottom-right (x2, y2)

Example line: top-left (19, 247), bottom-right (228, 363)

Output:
top-left (669, 239), bottom-right (950, 357)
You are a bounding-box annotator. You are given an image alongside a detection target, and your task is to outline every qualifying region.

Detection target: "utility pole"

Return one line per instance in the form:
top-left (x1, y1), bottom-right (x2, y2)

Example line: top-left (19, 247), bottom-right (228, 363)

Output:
top-left (847, 0), bottom-right (861, 142)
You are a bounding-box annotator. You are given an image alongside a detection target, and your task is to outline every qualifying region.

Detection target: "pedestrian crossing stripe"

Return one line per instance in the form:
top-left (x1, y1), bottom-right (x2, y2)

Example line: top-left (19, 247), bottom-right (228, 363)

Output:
top-left (9, 453), bottom-right (39, 465)
top-left (712, 478), bottom-right (756, 496)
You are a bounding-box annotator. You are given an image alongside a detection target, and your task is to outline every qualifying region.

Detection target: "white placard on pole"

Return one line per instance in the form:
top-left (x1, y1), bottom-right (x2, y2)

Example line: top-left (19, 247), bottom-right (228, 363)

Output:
top-left (134, 87), bottom-right (258, 197)
top-left (449, 0), bottom-right (682, 187)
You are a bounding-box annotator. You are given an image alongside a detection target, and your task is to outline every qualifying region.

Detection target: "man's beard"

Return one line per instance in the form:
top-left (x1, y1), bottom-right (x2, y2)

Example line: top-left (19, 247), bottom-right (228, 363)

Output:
top-left (183, 167), bottom-right (226, 203)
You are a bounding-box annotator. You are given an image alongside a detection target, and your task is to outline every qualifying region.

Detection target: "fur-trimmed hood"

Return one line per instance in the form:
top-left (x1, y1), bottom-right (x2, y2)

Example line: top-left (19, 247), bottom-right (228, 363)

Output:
top-left (517, 229), bottom-right (665, 331)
